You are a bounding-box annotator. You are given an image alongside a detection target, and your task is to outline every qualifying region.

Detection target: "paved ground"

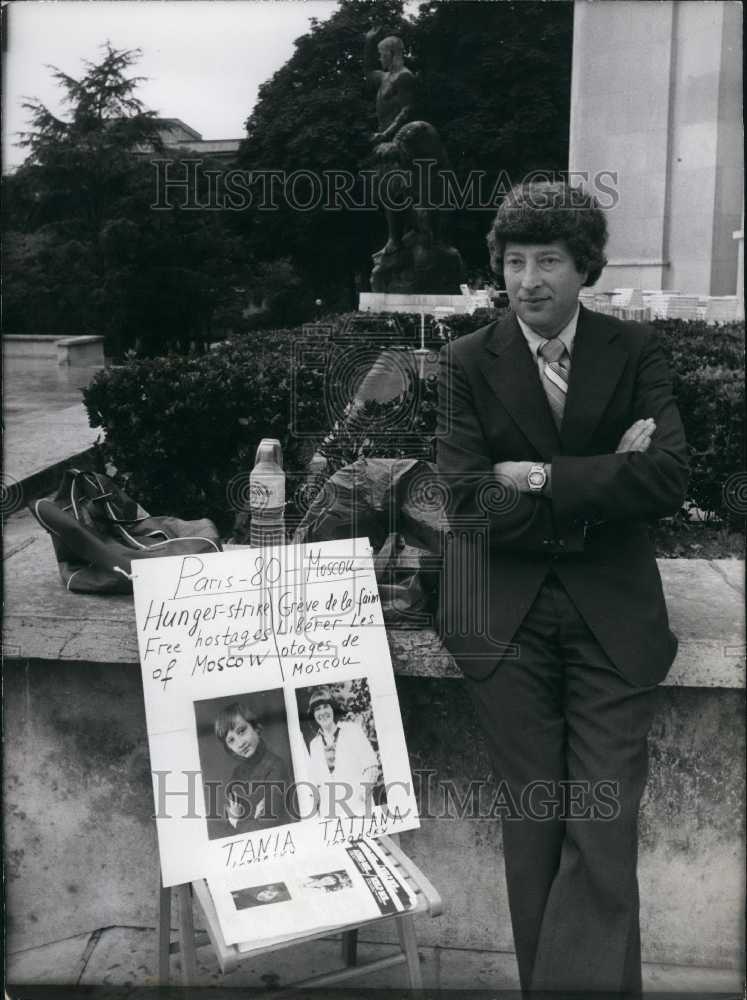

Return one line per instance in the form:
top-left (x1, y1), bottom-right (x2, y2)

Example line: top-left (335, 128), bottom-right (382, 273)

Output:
top-left (3, 356), bottom-right (103, 506)
top-left (3, 356), bottom-right (103, 419)
top-left (5, 923), bottom-right (743, 993)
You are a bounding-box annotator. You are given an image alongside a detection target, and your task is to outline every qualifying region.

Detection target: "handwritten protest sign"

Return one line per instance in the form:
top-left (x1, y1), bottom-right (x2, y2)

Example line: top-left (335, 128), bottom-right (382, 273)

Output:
top-left (132, 538), bottom-right (419, 887)
top-left (208, 837), bottom-right (417, 947)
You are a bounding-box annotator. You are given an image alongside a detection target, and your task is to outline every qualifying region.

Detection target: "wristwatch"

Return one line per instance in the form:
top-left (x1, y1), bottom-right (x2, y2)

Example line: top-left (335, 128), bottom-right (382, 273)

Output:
top-left (527, 463), bottom-right (547, 494)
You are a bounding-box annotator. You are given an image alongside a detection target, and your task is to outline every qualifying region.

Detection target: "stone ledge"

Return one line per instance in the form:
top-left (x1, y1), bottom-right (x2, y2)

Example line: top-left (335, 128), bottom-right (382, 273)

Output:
top-left (3, 334), bottom-right (106, 366)
top-left (3, 335), bottom-right (64, 360)
top-left (11, 449), bottom-right (99, 506)
top-left (55, 335), bottom-right (104, 346)
top-left (56, 336), bottom-right (105, 367)
top-left (359, 292), bottom-right (479, 315)
top-left (2, 510), bottom-right (743, 687)
top-left (3, 334), bottom-right (61, 341)
top-left (3, 407), bottom-right (101, 494)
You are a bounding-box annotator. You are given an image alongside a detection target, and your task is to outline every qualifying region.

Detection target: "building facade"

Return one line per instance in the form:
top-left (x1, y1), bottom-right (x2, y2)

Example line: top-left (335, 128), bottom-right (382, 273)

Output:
top-left (569, 1), bottom-right (743, 300)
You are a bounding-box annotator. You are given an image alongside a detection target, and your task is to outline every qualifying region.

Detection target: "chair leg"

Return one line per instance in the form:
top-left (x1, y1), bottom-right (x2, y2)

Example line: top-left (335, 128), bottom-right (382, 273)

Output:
top-left (158, 883), bottom-right (172, 985)
top-left (396, 913), bottom-right (422, 989)
top-left (341, 928), bottom-right (358, 966)
top-left (176, 883), bottom-right (198, 986)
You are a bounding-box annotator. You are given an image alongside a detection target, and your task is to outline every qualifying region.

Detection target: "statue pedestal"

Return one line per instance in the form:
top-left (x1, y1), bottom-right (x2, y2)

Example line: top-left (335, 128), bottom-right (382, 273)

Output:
top-left (357, 291), bottom-right (496, 356)
top-left (358, 292), bottom-right (478, 315)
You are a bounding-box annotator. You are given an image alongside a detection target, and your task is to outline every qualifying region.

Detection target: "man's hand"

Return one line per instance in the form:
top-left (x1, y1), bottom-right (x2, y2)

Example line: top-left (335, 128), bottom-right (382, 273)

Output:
top-left (493, 461), bottom-right (533, 493)
top-left (616, 418), bottom-right (656, 453)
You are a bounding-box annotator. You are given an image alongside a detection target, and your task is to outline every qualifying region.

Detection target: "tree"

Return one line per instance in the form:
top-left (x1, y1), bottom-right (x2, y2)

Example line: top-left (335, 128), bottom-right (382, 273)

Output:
top-left (411, 1), bottom-right (573, 275)
top-left (4, 43), bottom-right (250, 355)
top-left (16, 45), bottom-right (161, 229)
top-left (236, 0), bottom-right (409, 311)
top-left (235, 1), bottom-right (573, 304)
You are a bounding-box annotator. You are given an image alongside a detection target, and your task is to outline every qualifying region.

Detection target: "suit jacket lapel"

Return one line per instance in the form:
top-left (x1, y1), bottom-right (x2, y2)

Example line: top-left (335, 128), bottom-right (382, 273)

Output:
top-left (560, 305), bottom-right (628, 452)
top-left (483, 312), bottom-right (561, 458)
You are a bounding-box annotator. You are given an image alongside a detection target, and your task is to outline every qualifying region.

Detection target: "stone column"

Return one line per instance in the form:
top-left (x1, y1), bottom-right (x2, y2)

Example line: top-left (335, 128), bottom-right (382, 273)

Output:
top-left (733, 206), bottom-right (744, 320)
top-left (569, 1), bottom-right (743, 296)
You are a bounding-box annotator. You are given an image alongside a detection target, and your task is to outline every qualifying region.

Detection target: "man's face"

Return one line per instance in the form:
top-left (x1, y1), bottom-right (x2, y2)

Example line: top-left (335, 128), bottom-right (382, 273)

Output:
top-left (503, 240), bottom-right (588, 338)
top-left (225, 715), bottom-right (260, 758)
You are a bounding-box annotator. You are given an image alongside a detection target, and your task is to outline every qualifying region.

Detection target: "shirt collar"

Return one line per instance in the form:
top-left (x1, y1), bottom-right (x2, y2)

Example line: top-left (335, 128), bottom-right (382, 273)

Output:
top-left (516, 304), bottom-right (580, 360)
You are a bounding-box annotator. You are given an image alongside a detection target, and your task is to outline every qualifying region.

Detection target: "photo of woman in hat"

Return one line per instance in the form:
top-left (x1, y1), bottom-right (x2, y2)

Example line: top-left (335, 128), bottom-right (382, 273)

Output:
top-left (302, 870), bottom-right (353, 893)
top-left (303, 684), bottom-right (382, 817)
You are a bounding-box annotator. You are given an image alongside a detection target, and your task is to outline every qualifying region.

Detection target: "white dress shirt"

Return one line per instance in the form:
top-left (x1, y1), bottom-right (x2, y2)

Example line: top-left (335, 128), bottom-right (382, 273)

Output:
top-left (516, 304), bottom-right (579, 376)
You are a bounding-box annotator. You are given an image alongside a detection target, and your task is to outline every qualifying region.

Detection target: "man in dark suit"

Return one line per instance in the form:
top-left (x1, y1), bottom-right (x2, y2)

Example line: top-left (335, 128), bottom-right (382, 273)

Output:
top-left (436, 181), bottom-right (689, 996)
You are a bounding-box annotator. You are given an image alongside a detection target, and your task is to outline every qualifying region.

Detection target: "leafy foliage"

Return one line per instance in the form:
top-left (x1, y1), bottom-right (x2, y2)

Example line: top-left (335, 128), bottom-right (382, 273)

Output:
top-left (236, 0), bottom-right (409, 311)
top-left (83, 315), bottom-right (744, 544)
top-left (317, 390), bottom-right (438, 474)
top-left (3, 44), bottom-right (249, 356)
top-left (14, 43), bottom-right (164, 235)
top-left (655, 319), bottom-right (745, 523)
top-left (5, 9), bottom-right (575, 342)
top-left (236, 0), bottom-right (572, 306)
top-left (82, 329), bottom-right (329, 531)
top-left (410, 1), bottom-right (573, 270)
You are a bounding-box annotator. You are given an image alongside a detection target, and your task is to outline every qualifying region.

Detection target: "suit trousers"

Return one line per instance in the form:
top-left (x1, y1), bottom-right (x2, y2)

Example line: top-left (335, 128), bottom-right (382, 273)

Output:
top-left (465, 572), bottom-right (659, 996)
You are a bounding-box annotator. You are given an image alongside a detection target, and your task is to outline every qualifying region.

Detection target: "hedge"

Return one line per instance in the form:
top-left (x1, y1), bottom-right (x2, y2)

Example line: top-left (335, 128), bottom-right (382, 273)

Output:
top-left (83, 316), bottom-right (744, 534)
top-left (331, 307), bottom-right (506, 346)
top-left (656, 319), bottom-right (744, 519)
top-left (83, 329), bottom-right (329, 532)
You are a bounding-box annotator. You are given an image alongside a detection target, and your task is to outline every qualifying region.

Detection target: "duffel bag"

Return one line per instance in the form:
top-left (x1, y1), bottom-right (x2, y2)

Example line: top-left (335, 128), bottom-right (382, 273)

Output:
top-left (30, 468), bottom-right (222, 593)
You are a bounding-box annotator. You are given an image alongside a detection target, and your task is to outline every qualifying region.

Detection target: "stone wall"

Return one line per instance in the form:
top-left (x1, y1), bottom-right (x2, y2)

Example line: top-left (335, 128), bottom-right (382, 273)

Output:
top-left (4, 663), bottom-right (744, 969)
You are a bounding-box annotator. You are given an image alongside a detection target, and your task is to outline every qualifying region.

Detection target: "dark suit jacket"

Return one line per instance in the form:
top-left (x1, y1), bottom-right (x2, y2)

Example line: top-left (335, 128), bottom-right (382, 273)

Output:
top-left (436, 305), bottom-right (689, 686)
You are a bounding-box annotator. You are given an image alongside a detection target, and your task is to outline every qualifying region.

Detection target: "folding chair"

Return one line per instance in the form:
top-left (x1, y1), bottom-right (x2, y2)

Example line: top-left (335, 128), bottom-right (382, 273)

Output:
top-left (158, 834), bottom-right (442, 990)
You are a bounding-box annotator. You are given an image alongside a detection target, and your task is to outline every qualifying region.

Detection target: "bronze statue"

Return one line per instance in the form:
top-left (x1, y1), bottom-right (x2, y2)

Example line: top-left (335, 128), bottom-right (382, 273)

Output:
top-left (364, 27), bottom-right (464, 294)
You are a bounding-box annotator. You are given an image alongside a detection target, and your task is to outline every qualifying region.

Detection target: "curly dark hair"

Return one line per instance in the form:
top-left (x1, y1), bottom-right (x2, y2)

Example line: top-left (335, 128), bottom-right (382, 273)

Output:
top-left (487, 181), bottom-right (608, 286)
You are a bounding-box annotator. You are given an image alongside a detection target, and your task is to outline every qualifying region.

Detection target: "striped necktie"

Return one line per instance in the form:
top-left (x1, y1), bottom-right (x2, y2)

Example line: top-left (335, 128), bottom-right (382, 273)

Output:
top-left (539, 337), bottom-right (569, 429)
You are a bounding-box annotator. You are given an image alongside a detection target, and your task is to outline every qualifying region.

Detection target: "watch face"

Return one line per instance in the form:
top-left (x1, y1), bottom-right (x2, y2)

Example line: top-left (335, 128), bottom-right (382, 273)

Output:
top-left (528, 468), bottom-right (546, 489)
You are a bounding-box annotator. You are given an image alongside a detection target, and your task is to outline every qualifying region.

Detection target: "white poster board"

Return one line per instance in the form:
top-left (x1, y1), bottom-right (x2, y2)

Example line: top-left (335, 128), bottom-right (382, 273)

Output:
top-left (207, 837), bottom-right (418, 947)
top-left (132, 538), bottom-right (419, 887)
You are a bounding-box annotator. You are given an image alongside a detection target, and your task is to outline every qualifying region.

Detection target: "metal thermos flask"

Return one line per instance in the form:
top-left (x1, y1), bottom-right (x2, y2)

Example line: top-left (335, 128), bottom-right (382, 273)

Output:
top-left (249, 438), bottom-right (285, 546)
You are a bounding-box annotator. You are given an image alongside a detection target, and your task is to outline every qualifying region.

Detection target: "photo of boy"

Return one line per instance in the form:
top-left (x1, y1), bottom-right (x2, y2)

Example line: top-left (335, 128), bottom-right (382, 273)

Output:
top-left (194, 689), bottom-right (297, 841)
